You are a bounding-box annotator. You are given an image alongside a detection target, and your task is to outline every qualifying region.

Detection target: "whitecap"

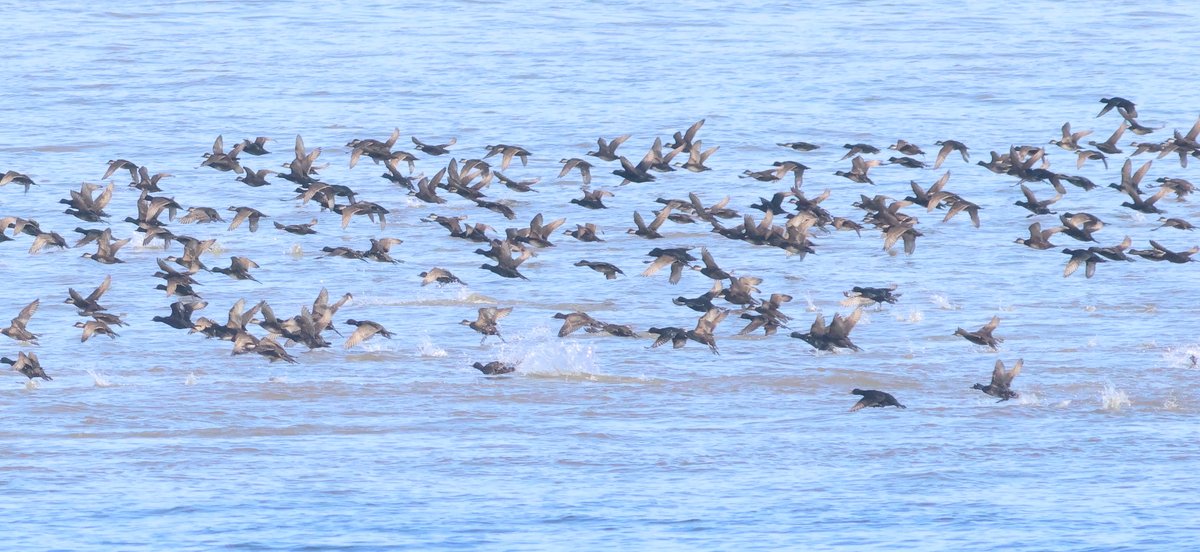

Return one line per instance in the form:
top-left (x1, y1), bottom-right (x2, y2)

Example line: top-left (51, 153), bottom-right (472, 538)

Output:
top-left (930, 293), bottom-right (959, 310)
top-left (417, 334), bottom-right (448, 358)
top-left (87, 369), bottom-right (115, 388)
top-left (1099, 381), bottom-right (1131, 411)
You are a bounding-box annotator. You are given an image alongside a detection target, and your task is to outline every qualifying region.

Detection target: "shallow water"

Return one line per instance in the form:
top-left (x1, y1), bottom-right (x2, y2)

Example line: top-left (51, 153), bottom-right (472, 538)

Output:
top-left (2, 1), bottom-right (1200, 550)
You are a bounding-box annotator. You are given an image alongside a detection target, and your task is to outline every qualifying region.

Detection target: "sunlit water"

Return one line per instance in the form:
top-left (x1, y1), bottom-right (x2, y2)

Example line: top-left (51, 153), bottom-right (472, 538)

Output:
top-left (2, 1), bottom-right (1199, 549)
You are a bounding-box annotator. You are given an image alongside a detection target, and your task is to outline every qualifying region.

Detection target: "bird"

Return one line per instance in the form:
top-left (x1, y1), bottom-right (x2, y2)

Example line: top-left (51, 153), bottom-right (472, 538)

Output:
top-left (849, 389), bottom-right (906, 412)
top-left (933, 140), bottom-right (970, 169)
top-left (628, 208), bottom-right (671, 239)
top-left (472, 361), bottom-right (516, 375)
top-left (2, 299), bottom-right (40, 344)
top-left (558, 158), bottom-right (593, 185)
top-left (790, 308), bottom-right (863, 352)
top-left (227, 206), bottom-right (268, 232)
top-left (343, 319), bottom-right (394, 349)
top-left (678, 140), bottom-right (718, 172)
top-left (76, 320), bottom-right (119, 342)
top-left (586, 134), bottom-right (632, 161)
top-left (574, 260), bottom-right (624, 280)
top-left (777, 141), bottom-right (820, 151)
top-left (1014, 222), bottom-right (1061, 250)
top-left (2, 352), bottom-right (49, 381)
top-left (211, 256), bottom-right (261, 281)
top-left (973, 359), bottom-right (1023, 402)
top-left (411, 136), bottom-right (456, 155)
top-left (152, 300), bottom-right (207, 330)
top-left (1088, 122), bottom-right (1128, 155)
top-left (686, 307), bottom-right (728, 354)
top-left (1014, 184), bottom-right (1061, 216)
top-left (553, 312), bottom-right (599, 337)
top-left (843, 285), bottom-right (900, 308)
top-left (888, 139), bottom-right (925, 156)
top-left (461, 307), bottom-right (512, 344)
top-left (570, 187), bottom-right (613, 209)
top-left (483, 144), bottom-right (531, 170)
top-left (419, 267), bottom-right (466, 286)
top-left (274, 219), bottom-right (318, 235)
top-left (240, 136), bottom-right (274, 155)
top-left (65, 275), bottom-right (112, 314)
top-left (1062, 248), bottom-right (1107, 278)
top-left (1049, 122), bottom-right (1092, 151)
top-left (81, 228), bottom-right (130, 264)
top-left (642, 247), bottom-right (696, 284)
top-left (235, 167), bottom-right (275, 187)
top-left (1096, 97), bottom-right (1136, 119)
top-left (954, 315), bottom-right (1002, 350)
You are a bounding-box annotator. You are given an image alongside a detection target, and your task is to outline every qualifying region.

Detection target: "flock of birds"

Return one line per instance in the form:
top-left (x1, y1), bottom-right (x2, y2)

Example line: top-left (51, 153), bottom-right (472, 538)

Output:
top-left (2, 96), bottom-right (1197, 411)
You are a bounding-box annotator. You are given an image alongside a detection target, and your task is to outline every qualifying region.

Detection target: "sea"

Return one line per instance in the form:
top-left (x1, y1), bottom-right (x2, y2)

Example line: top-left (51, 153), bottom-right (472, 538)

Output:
top-left (2, 1), bottom-right (1199, 550)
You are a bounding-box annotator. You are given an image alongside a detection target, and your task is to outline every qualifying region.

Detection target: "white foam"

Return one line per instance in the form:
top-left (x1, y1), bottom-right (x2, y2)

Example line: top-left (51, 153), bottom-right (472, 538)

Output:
top-left (87, 369), bottom-right (114, 388)
top-left (930, 293), bottom-right (959, 310)
top-left (894, 309), bottom-right (924, 323)
top-left (417, 335), bottom-right (448, 358)
top-left (184, 372), bottom-right (198, 386)
top-left (1099, 381), bottom-right (1131, 411)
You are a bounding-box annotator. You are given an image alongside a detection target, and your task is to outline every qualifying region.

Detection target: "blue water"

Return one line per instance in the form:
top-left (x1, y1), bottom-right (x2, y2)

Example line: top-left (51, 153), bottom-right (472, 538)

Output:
top-left (2, 1), bottom-right (1199, 550)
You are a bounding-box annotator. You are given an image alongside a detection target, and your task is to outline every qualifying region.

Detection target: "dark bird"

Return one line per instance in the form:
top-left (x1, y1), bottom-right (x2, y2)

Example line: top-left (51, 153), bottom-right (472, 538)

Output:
top-left (240, 136), bottom-right (273, 155)
top-left (841, 143), bottom-right (880, 159)
top-left (1014, 222), bottom-right (1060, 250)
top-left (0, 170), bottom-right (37, 192)
top-left (461, 306), bottom-right (513, 344)
top-left (483, 144), bottom-right (531, 170)
top-left (628, 208), bottom-right (671, 239)
top-left (612, 154), bottom-right (656, 185)
top-left (1096, 97), bottom-right (1136, 119)
top-left (587, 134), bottom-right (632, 162)
top-left (211, 256), bottom-right (261, 281)
top-left (843, 285), bottom-right (900, 308)
top-left (954, 315), bottom-right (1002, 350)
top-left (790, 308), bottom-right (863, 352)
top-left (2, 299), bottom-right (40, 344)
top-left (236, 166), bottom-right (275, 187)
top-left (65, 275), bottom-right (112, 314)
top-left (849, 389), bottom-right (906, 412)
top-left (664, 118), bottom-right (705, 152)
top-left (973, 359), bottom-right (1023, 402)
top-left (553, 312), bottom-right (599, 337)
top-left (679, 140), bottom-right (718, 172)
top-left (642, 247), bottom-right (696, 284)
top-left (102, 159), bottom-right (140, 181)
top-left (888, 139), bottom-right (925, 156)
top-left (420, 267), bottom-right (466, 286)
top-left (647, 326), bottom-right (689, 349)
top-left (1127, 240), bottom-right (1199, 263)
top-left (412, 136), bottom-right (456, 156)
top-left (933, 140), bottom-right (969, 169)
top-left (778, 141), bottom-right (820, 152)
top-left (1049, 122), bottom-right (1092, 151)
top-left (227, 206), bottom-right (268, 232)
top-left (479, 240), bottom-right (532, 280)
top-left (1088, 122), bottom-right (1127, 155)
top-left (343, 319), bottom-right (394, 348)
top-left (686, 307), bottom-right (728, 354)
top-left (574, 260), bottom-right (624, 280)
top-left (364, 237), bottom-right (405, 264)
top-left (199, 135), bottom-right (245, 174)
top-left (76, 320), bottom-right (119, 342)
top-left (274, 218), bottom-right (318, 235)
top-left (2, 352), bottom-right (49, 381)
top-left (1154, 217), bottom-right (1196, 231)
top-left (152, 300), bottom-right (207, 330)
top-left (570, 187), bottom-right (613, 209)
top-left (473, 361), bottom-right (516, 375)
top-left (81, 228), bottom-right (130, 264)
top-left (558, 158), bottom-right (593, 185)
top-left (1014, 184), bottom-right (1061, 216)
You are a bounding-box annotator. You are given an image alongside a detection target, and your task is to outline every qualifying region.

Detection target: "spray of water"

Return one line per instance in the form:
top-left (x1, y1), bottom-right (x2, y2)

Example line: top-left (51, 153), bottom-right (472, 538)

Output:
top-left (1100, 381), bottom-right (1131, 411)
